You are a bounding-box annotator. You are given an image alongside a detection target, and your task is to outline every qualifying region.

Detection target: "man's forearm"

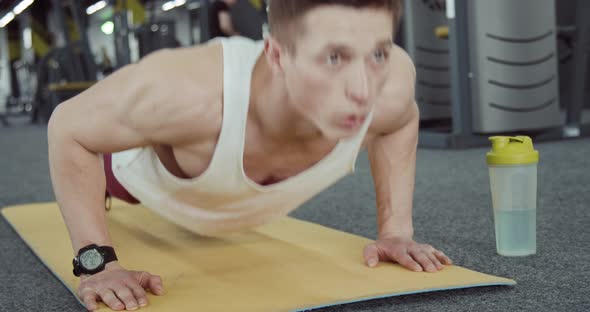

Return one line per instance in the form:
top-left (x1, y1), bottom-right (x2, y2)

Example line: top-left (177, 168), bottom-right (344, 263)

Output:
top-left (368, 107), bottom-right (419, 239)
top-left (48, 114), bottom-right (113, 253)
top-left (377, 207), bottom-right (414, 238)
top-left (373, 149), bottom-right (416, 238)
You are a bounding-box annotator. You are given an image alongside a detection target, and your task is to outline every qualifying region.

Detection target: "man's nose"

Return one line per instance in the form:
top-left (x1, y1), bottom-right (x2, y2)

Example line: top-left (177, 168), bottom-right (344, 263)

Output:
top-left (346, 64), bottom-right (370, 107)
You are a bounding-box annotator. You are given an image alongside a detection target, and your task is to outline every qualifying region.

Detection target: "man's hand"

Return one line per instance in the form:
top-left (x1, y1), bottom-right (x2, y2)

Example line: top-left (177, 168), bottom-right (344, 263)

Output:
top-left (363, 236), bottom-right (453, 272)
top-left (78, 262), bottom-right (165, 311)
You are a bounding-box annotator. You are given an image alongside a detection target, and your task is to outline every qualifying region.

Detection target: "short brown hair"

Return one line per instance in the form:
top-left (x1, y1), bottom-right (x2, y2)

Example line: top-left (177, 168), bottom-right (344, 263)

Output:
top-left (268, 0), bottom-right (403, 50)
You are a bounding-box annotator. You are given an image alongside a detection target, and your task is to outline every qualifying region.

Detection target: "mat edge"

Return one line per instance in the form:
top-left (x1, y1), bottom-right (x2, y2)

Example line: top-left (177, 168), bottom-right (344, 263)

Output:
top-left (1, 207), bottom-right (88, 310)
top-left (292, 281), bottom-right (517, 311)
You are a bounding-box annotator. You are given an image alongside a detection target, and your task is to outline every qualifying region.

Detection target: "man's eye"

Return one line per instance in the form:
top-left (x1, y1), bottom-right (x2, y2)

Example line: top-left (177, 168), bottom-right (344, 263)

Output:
top-left (327, 52), bottom-right (341, 66)
top-left (373, 50), bottom-right (388, 63)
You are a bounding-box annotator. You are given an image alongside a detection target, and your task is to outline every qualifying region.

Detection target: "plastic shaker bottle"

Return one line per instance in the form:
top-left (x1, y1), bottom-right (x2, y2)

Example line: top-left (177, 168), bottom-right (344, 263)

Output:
top-left (487, 136), bottom-right (539, 256)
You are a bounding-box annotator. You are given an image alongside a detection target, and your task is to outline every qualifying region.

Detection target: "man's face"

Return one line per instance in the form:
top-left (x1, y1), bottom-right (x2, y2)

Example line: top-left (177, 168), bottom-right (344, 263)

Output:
top-left (280, 6), bottom-right (394, 139)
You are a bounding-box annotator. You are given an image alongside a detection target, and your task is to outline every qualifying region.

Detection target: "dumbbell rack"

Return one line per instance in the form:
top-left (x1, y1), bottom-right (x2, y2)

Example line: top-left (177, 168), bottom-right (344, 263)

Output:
top-left (417, 0), bottom-right (590, 148)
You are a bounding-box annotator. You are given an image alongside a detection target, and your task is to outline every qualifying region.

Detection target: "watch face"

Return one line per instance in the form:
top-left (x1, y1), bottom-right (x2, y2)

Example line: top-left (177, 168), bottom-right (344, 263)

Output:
top-left (80, 249), bottom-right (103, 271)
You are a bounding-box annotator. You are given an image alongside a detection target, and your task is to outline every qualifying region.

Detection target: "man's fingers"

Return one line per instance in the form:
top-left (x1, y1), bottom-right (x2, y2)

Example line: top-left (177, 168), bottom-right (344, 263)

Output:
top-left (112, 285), bottom-right (139, 311)
top-left (97, 288), bottom-right (125, 311)
top-left (409, 249), bottom-right (437, 272)
top-left (363, 243), bottom-right (381, 267)
top-left (80, 288), bottom-right (99, 311)
top-left (134, 271), bottom-right (164, 295)
top-left (421, 244), bottom-right (435, 253)
top-left (147, 274), bottom-right (165, 295)
top-left (127, 282), bottom-right (148, 308)
top-left (426, 252), bottom-right (444, 270)
top-left (391, 251), bottom-right (423, 272)
top-left (434, 250), bottom-right (453, 265)
top-left (422, 244), bottom-right (446, 269)
top-left (134, 271), bottom-right (148, 287)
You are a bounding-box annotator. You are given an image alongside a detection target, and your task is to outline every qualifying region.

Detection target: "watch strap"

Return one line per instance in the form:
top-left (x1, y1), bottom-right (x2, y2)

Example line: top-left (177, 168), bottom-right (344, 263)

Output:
top-left (98, 245), bottom-right (118, 264)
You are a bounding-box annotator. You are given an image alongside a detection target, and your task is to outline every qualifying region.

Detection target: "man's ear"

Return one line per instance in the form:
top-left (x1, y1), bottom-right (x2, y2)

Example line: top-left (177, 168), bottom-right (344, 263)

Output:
top-left (264, 37), bottom-right (285, 74)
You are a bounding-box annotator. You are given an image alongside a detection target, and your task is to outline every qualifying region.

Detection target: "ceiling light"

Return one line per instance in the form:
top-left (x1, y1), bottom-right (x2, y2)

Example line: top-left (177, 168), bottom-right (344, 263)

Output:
top-left (86, 1), bottom-right (107, 15)
top-left (13, 0), bottom-right (35, 15)
top-left (0, 12), bottom-right (15, 28)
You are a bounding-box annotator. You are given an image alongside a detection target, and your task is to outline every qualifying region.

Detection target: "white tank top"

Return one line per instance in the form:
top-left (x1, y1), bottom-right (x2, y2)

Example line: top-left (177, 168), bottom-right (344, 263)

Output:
top-left (112, 36), bottom-right (374, 236)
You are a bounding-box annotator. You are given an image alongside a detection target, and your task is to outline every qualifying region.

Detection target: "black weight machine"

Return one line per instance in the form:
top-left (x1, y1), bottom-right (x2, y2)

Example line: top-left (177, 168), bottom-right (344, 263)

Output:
top-left (31, 0), bottom-right (99, 124)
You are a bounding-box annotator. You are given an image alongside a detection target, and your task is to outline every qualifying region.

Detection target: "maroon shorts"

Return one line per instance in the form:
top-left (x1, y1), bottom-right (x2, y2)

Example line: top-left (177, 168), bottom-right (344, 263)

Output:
top-left (103, 153), bottom-right (140, 204)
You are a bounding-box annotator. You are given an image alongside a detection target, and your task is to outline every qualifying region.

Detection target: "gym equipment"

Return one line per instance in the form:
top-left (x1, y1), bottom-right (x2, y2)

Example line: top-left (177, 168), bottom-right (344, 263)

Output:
top-left (567, 0), bottom-right (590, 135)
top-left (415, 0), bottom-right (590, 148)
top-left (0, 10), bottom-right (40, 126)
top-left (116, 0), bottom-right (203, 62)
top-left (135, 20), bottom-right (180, 58)
top-left (199, 0), bottom-right (211, 42)
top-left (30, 0), bottom-right (99, 123)
top-left (230, 0), bottom-right (267, 41)
top-left (11, 58), bottom-right (35, 111)
top-left (2, 200), bottom-right (514, 312)
top-left (112, 1), bottom-right (133, 67)
top-left (468, 0), bottom-right (561, 133)
top-left (403, 0), bottom-right (451, 121)
top-left (31, 41), bottom-right (97, 123)
top-left (0, 27), bottom-right (11, 126)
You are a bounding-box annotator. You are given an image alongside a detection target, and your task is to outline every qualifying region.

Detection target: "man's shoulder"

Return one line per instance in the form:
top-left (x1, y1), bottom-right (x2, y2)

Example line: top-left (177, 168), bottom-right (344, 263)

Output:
top-left (136, 42), bottom-right (224, 101)
top-left (127, 43), bottom-right (225, 144)
top-left (138, 42), bottom-right (223, 79)
top-left (389, 45), bottom-right (417, 87)
top-left (369, 46), bottom-right (418, 135)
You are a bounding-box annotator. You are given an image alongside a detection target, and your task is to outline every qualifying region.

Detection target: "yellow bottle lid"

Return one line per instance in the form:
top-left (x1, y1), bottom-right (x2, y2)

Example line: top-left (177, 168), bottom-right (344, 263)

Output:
top-left (487, 136), bottom-right (539, 165)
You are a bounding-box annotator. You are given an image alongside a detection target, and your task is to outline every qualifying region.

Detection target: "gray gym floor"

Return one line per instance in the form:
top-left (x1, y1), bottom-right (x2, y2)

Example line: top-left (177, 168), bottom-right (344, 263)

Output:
top-left (0, 120), bottom-right (589, 312)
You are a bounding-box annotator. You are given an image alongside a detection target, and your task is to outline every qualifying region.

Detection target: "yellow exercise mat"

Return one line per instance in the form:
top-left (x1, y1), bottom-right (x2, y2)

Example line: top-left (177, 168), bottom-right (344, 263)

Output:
top-left (1, 201), bottom-right (516, 311)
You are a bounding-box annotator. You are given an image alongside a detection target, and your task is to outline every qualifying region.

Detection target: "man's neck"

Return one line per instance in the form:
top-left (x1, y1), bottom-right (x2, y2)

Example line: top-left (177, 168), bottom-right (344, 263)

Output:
top-left (249, 54), bottom-right (324, 144)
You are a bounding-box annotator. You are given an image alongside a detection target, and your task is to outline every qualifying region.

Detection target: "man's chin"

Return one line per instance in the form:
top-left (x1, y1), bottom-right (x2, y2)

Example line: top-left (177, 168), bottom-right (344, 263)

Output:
top-left (323, 126), bottom-right (362, 140)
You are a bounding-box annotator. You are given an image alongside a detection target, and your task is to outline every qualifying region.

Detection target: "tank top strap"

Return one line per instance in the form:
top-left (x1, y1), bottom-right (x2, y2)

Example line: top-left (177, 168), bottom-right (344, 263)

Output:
top-left (198, 37), bottom-right (265, 186)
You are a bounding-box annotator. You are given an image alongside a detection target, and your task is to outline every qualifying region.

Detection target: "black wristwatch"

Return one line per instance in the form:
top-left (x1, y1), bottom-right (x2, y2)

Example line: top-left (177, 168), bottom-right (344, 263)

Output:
top-left (73, 244), bottom-right (118, 277)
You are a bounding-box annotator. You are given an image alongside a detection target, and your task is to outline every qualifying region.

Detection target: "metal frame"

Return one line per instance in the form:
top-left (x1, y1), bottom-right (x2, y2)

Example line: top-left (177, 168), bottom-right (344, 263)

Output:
top-left (69, 0), bottom-right (99, 78)
top-left (113, 0), bottom-right (132, 68)
top-left (50, 0), bottom-right (86, 81)
top-left (49, 0), bottom-right (98, 80)
top-left (418, 0), bottom-right (590, 149)
top-left (199, 0), bottom-right (211, 43)
top-left (0, 27), bottom-right (10, 127)
top-left (567, 0), bottom-right (590, 132)
top-left (0, 11), bottom-right (36, 126)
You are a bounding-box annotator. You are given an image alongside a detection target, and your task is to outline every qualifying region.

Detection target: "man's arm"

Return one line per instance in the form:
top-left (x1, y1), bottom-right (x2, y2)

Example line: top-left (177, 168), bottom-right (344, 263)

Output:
top-left (363, 49), bottom-right (452, 272)
top-left (49, 45), bottom-right (221, 253)
top-left (367, 102), bottom-right (419, 239)
top-left (47, 45), bottom-right (222, 311)
top-left (48, 63), bottom-right (150, 254)
top-left (48, 59), bottom-right (165, 312)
